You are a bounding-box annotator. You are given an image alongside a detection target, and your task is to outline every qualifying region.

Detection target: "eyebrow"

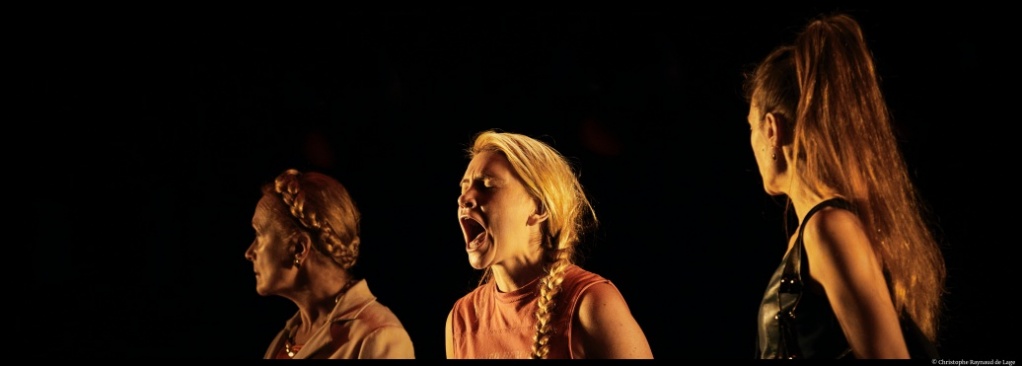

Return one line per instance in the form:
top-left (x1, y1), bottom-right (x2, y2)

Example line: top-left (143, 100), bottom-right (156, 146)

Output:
top-left (460, 172), bottom-right (500, 186)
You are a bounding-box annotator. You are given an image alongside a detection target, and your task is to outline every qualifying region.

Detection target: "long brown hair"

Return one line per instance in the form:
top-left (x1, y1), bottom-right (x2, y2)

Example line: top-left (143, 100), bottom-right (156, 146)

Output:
top-left (468, 130), bottom-right (597, 358)
top-left (743, 14), bottom-right (946, 342)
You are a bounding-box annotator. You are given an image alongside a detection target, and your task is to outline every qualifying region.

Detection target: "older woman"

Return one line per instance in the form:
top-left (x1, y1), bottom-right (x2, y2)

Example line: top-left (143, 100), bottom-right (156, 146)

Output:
top-left (245, 168), bottom-right (414, 359)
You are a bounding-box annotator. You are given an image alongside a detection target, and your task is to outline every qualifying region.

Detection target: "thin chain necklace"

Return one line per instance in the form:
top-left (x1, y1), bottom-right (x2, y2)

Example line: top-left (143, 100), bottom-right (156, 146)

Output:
top-left (283, 279), bottom-right (359, 358)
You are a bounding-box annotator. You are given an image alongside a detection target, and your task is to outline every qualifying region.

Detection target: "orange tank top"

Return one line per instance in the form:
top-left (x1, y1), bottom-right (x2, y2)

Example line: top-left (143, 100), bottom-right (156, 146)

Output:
top-left (449, 264), bottom-right (610, 359)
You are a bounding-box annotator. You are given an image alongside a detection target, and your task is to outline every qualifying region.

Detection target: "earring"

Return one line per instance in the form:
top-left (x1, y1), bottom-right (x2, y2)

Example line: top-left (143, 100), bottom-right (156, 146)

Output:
top-left (771, 145), bottom-right (778, 161)
top-left (294, 256), bottom-right (301, 268)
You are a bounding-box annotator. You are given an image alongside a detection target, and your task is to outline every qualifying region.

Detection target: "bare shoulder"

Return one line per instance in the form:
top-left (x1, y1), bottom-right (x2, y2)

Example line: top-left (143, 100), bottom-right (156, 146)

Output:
top-left (802, 206), bottom-right (874, 265)
top-left (800, 205), bottom-right (909, 358)
top-left (801, 205), bottom-right (887, 298)
top-left (578, 282), bottom-right (626, 309)
top-left (575, 282), bottom-right (653, 359)
top-left (576, 282), bottom-right (642, 331)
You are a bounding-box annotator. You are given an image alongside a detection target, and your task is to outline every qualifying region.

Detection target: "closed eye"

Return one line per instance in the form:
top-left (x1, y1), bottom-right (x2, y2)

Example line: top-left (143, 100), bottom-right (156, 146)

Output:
top-left (461, 178), bottom-right (494, 191)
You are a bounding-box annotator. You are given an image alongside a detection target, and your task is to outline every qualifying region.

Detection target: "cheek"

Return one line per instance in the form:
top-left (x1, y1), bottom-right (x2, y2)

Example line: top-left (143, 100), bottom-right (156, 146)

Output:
top-left (255, 240), bottom-right (286, 263)
top-left (511, 196), bottom-right (538, 222)
top-left (489, 202), bottom-right (530, 230)
top-left (749, 131), bottom-right (759, 154)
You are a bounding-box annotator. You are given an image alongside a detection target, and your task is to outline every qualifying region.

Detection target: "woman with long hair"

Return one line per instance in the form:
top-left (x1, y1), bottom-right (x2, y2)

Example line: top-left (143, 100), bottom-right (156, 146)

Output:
top-left (744, 13), bottom-right (946, 359)
top-left (446, 130), bottom-right (653, 359)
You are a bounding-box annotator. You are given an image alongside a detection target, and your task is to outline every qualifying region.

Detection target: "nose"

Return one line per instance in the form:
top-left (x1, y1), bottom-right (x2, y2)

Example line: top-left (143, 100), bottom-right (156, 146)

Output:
top-left (244, 240), bottom-right (256, 261)
top-left (457, 191), bottom-right (477, 209)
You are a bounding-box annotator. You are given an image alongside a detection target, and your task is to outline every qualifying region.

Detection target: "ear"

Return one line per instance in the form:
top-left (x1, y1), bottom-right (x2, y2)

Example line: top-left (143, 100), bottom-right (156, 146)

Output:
top-left (289, 231), bottom-right (312, 260)
top-left (527, 203), bottom-right (550, 226)
top-left (763, 112), bottom-right (787, 147)
top-left (527, 212), bottom-right (549, 226)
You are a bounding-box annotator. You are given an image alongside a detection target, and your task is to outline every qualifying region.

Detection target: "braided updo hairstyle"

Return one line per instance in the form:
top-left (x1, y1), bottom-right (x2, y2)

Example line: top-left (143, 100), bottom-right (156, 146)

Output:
top-left (265, 169), bottom-right (361, 270)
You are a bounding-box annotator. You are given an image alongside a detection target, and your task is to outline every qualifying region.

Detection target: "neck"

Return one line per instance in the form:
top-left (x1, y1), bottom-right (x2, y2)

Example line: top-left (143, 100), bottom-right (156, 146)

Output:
top-left (785, 177), bottom-right (837, 226)
top-left (487, 241), bottom-right (547, 292)
top-left (292, 272), bottom-right (356, 331)
top-left (490, 262), bottom-right (549, 293)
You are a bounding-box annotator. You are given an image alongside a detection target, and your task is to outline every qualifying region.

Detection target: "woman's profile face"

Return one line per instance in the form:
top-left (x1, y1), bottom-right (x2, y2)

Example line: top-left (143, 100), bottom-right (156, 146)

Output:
top-left (458, 150), bottom-right (542, 270)
top-left (245, 194), bottom-right (297, 296)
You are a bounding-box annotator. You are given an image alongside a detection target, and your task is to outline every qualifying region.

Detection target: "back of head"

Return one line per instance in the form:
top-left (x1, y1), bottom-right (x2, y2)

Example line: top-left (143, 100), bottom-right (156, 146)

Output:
top-left (264, 169), bottom-right (362, 271)
top-left (743, 45), bottom-right (798, 131)
top-left (744, 13), bottom-right (946, 342)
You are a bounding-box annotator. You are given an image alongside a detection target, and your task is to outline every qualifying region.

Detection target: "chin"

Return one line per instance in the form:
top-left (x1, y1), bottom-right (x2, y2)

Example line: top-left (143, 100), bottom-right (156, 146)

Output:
top-left (467, 254), bottom-right (488, 270)
top-left (762, 182), bottom-right (784, 196)
top-left (254, 282), bottom-right (277, 297)
top-left (467, 248), bottom-right (496, 270)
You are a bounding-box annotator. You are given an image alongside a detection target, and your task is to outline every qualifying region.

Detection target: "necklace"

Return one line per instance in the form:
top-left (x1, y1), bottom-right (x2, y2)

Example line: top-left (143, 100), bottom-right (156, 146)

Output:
top-left (282, 279), bottom-right (359, 358)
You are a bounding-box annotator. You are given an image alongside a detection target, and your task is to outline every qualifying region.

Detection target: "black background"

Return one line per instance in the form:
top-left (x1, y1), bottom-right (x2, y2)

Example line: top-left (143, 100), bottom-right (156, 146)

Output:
top-left (28, 5), bottom-right (1017, 360)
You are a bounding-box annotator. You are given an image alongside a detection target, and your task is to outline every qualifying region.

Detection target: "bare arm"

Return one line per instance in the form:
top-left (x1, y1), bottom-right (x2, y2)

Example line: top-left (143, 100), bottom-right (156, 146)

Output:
top-left (445, 309), bottom-right (455, 359)
top-left (575, 282), bottom-right (654, 359)
top-left (803, 208), bottom-right (909, 359)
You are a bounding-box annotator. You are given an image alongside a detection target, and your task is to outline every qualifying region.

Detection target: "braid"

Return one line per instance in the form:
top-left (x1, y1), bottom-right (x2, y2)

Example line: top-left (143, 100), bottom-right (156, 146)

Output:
top-left (466, 131), bottom-right (596, 358)
top-left (531, 238), bottom-right (573, 359)
top-left (320, 225), bottom-right (359, 270)
top-left (273, 169), bottom-right (359, 270)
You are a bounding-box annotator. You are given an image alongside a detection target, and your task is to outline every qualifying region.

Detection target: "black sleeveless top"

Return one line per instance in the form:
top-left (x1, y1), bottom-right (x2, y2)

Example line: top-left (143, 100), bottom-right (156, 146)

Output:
top-left (756, 198), bottom-right (939, 359)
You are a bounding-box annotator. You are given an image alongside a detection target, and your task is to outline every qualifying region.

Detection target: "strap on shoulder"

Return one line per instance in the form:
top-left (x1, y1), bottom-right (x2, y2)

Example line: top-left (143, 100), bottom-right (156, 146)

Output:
top-left (788, 198), bottom-right (855, 278)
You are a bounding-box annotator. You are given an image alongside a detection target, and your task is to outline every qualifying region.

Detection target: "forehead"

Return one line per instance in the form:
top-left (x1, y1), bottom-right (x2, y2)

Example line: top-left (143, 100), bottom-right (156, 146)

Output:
top-left (252, 194), bottom-right (289, 227)
top-left (747, 102), bottom-right (762, 122)
top-left (463, 150), bottom-right (514, 177)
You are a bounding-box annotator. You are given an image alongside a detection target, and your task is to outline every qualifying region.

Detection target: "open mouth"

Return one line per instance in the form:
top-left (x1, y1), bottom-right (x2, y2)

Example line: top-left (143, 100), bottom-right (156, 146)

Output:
top-left (460, 215), bottom-right (486, 249)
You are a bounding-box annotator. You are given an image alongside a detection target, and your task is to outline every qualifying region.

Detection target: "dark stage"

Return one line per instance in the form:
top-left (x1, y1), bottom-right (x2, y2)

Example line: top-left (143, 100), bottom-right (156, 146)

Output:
top-left (28, 5), bottom-right (1016, 360)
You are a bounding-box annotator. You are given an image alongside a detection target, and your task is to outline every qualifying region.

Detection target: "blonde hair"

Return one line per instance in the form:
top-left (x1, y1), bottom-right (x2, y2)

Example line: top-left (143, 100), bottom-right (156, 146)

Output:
top-left (265, 168), bottom-right (361, 270)
top-left (468, 130), bottom-right (597, 359)
top-left (743, 14), bottom-right (946, 341)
